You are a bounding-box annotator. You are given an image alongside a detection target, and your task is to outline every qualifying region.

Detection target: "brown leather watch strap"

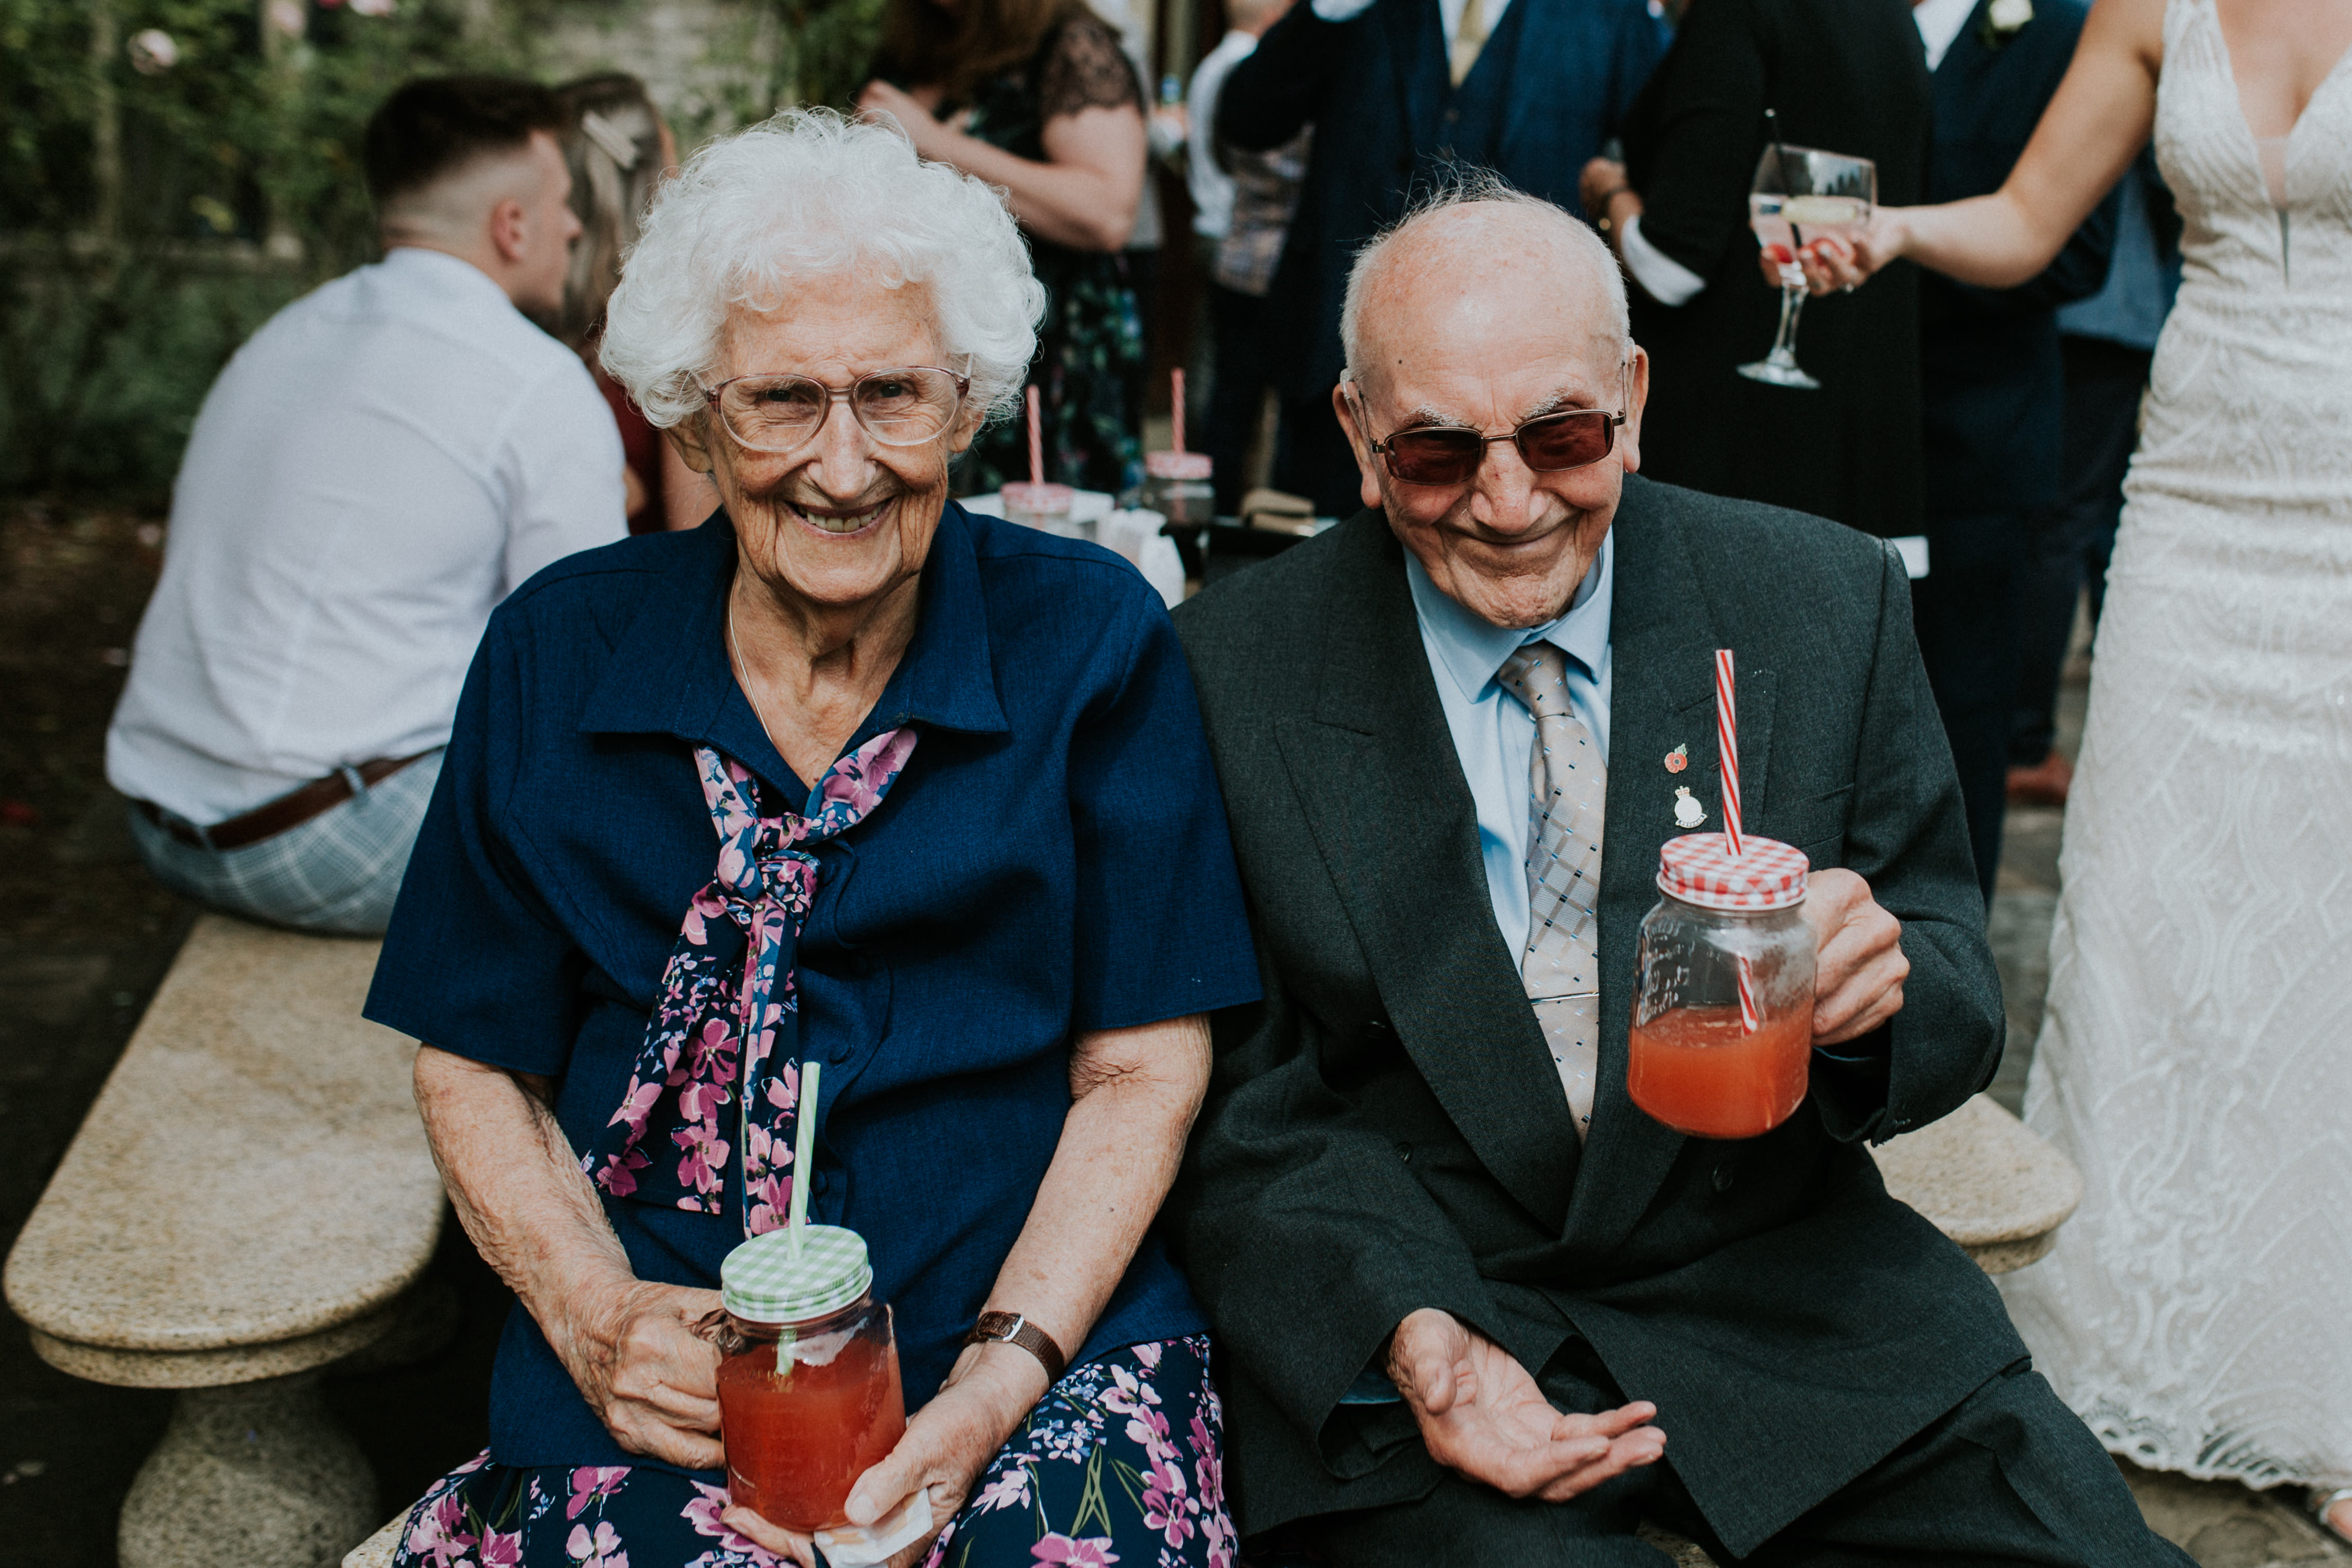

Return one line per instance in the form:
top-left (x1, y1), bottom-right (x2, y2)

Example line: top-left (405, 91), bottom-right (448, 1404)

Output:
top-left (963, 1311), bottom-right (1067, 1384)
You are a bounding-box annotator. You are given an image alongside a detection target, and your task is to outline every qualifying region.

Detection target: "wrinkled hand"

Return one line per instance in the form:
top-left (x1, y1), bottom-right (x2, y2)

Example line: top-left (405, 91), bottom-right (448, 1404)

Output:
top-left (1578, 156), bottom-right (1629, 219)
top-left (855, 79), bottom-right (957, 161)
top-left (1801, 868), bottom-right (1907, 1046)
top-left (551, 1280), bottom-right (724, 1469)
top-left (1386, 1309), bottom-right (1664, 1502)
top-left (724, 1343), bottom-right (1045, 1568)
top-left (1754, 207), bottom-right (1910, 295)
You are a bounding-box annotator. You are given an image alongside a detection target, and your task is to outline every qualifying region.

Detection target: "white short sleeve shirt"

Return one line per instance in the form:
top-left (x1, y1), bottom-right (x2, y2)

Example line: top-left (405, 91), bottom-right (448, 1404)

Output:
top-left (107, 246), bottom-right (628, 822)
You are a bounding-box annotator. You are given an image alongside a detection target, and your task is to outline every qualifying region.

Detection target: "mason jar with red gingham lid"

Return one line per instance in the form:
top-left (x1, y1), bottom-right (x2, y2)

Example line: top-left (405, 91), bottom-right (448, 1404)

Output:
top-left (1628, 832), bottom-right (1817, 1139)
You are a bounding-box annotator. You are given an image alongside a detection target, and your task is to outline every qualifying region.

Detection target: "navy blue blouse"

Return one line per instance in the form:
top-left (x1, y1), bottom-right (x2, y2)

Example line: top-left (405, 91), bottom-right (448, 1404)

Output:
top-left (365, 504), bottom-right (1260, 1473)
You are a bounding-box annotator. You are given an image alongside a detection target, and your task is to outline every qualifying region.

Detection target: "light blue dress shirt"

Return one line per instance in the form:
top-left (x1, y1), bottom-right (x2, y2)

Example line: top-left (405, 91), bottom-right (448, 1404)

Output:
top-left (1404, 531), bottom-right (1614, 960)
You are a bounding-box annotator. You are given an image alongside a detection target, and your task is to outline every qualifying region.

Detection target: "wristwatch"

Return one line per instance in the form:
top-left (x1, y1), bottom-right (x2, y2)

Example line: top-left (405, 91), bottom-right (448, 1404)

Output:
top-left (963, 1311), bottom-right (1068, 1383)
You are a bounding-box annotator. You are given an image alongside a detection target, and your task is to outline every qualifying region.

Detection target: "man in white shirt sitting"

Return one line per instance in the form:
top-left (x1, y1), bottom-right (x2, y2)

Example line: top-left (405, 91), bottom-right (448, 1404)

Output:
top-left (107, 75), bottom-right (628, 934)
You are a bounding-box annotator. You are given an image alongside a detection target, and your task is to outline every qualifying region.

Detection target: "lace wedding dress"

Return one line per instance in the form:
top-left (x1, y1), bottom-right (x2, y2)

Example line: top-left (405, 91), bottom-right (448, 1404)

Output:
top-left (1997, 0), bottom-right (2352, 1494)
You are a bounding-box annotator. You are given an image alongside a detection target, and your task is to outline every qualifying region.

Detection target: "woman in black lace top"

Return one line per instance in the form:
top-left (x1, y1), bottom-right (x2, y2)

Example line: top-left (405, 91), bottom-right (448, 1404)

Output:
top-left (862, 0), bottom-right (1149, 496)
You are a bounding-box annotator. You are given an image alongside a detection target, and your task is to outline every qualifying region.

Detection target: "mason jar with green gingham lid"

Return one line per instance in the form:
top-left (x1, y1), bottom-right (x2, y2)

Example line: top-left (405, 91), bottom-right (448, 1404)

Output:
top-left (721, 1224), bottom-right (873, 1324)
top-left (713, 1225), bottom-right (907, 1531)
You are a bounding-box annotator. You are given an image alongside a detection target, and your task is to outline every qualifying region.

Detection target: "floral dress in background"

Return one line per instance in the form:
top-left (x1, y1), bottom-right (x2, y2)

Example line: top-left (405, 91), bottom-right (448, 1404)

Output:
top-left (951, 11), bottom-right (1147, 498)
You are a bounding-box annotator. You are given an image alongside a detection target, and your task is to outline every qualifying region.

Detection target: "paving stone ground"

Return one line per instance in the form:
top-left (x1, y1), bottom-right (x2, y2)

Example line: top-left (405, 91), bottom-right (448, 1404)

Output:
top-left (0, 508), bottom-right (2339, 1564)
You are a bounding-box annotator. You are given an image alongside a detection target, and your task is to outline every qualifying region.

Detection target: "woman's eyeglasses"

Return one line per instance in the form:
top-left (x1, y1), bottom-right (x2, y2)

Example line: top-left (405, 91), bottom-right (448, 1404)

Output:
top-left (703, 366), bottom-right (971, 454)
top-left (1346, 376), bottom-right (1627, 487)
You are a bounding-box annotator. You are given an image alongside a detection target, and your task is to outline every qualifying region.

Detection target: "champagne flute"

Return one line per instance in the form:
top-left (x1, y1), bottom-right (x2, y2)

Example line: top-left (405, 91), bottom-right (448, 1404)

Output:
top-left (1737, 142), bottom-right (1876, 391)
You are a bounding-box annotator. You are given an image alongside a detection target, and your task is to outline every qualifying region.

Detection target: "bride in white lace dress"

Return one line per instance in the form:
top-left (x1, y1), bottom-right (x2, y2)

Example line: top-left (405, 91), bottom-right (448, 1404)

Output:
top-left (1788, 0), bottom-right (2352, 1535)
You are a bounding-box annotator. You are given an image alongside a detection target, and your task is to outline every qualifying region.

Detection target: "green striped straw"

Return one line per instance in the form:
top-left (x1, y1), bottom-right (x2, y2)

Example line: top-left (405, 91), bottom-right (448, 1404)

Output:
top-left (788, 1059), bottom-right (820, 1260)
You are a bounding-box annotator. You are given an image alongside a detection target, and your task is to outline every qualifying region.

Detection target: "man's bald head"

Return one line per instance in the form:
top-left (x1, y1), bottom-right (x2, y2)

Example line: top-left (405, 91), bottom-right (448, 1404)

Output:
top-left (1340, 182), bottom-right (1630, 398)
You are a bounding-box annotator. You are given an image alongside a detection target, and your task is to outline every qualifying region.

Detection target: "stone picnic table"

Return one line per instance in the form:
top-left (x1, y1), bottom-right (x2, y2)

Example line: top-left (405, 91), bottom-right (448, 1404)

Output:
top-left (4, 912), bottom-right (446, 1568)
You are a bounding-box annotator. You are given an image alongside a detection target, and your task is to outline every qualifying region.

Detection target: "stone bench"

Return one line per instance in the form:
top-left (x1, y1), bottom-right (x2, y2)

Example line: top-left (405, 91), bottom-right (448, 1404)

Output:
top-left (1872, 1092), bottom-right (2083, 1274)
top-left (4, 912), bottom-right (446, 1568)
top-left (344, 1515), bottom-right (403, 1568)
top-left (342, 1101), bottom-right (2079, 1568)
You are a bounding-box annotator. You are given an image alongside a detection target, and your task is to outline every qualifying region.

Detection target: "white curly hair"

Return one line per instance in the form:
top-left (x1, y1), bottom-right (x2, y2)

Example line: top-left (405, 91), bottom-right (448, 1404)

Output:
top-left (600, 109), bottom-right (1045, 430)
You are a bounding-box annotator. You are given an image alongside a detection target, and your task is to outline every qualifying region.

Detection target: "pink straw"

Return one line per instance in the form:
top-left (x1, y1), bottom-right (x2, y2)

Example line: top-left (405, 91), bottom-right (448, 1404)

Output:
top-left (1171, 369), bottom-right (1186, 453)
top-left (1716, 648), bottom-right (1759, 1033)
top-left (1026, 385), bottom-right (1044, 486)
top-left (1715, 649), bottom-right (1743, 859)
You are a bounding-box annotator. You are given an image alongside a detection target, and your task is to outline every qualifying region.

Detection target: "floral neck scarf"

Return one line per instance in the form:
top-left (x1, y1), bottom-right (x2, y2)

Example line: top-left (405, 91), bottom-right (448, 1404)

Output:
top-left (584, 730), bottom-right (918, 1234)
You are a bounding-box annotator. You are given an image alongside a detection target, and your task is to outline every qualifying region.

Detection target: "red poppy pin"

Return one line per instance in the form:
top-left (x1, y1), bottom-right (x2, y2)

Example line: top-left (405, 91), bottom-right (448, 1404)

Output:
top-left (1665, 743), bottom-right (1689, 774)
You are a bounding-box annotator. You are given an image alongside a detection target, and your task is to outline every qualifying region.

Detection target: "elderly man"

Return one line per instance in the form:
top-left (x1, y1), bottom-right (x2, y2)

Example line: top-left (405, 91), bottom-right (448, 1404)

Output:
top-left (1168, 185), bottom-right (2189, 1565)
top-left (106, 75), bottom-right (625, 934)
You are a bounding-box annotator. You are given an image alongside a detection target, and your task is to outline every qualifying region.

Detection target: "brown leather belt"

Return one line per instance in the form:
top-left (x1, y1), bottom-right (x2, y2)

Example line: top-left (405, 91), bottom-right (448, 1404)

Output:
top-left (134, 751), bottom-right (433, 852)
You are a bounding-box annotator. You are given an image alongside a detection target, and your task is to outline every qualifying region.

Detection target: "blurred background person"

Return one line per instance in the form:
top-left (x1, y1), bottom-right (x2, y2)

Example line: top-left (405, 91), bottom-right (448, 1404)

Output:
top-left (104, 75), bottom-right (626, 937)
top-left (860, 0), bottom-right (1151, 495)
top-left (1187, 0), bottom-right (1306, 514)
top-left (1217, 0), bottom-right (1668, 516)
top-left (1910, 0), bottom-right (2118, 903)
top-left (1796, 0), bottom-right (2352, 1536)
top-left (2007, 148), bottom-right (2179, 808)
top-left (1579, 0), bottom-right (1930, 543)
top-left (550, 72), bottom-right (718, 533)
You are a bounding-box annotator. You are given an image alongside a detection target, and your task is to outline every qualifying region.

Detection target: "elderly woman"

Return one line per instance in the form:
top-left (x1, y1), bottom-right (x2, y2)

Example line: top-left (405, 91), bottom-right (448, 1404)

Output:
top-left (364, 111), bottom-right (1257, 1568)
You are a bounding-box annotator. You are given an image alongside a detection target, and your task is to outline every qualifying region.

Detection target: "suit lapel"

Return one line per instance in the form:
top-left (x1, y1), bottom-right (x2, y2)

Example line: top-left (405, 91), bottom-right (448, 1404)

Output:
top-left (1384, 0), bottom-right (1448, 154)
top-left (1566, 480), bottom-right (1780, 1254)
top-left (1488, 0), bottom-right (1552, 169)
top-left (1277, 514), bottom-right (1584, 1231)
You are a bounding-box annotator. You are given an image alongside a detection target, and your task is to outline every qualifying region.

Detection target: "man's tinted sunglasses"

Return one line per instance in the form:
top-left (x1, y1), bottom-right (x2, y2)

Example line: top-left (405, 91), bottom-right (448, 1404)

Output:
top-left (1347, 376), bottom-right (1627, 487)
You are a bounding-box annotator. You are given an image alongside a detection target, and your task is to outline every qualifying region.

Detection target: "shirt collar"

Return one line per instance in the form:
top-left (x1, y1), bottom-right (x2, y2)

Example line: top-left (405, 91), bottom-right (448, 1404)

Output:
top-left (581, 501), bottom-right (1009, 798)
top-left (1403, 525), bottom-right (1614, 703)
top-left (1913, 0), bottom-right (1979, 69)
top-left (377, 244), bottom-right (522, 311)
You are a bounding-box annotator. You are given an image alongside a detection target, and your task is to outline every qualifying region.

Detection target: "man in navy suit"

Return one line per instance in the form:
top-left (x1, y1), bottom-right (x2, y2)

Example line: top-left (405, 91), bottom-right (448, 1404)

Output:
top-left (1216, 0), bottom-right (1668, 516)
top-left (1910, 0), bottom-right (2117, 902)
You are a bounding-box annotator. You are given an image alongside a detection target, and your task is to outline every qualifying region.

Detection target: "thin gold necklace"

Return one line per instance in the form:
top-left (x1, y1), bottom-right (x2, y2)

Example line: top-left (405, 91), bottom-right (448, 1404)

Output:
top-left (725, 596), bottom-right (791, 759)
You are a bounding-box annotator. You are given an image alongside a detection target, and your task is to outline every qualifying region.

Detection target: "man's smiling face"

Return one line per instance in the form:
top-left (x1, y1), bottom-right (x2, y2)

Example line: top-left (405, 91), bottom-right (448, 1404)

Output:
top-left (1335, 201), bottom-right (1650, 630)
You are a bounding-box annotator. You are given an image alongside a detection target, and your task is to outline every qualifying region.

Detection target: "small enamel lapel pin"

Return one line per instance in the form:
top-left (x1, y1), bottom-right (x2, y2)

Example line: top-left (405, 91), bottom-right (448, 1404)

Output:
top-left (1673, 786), bottom-right (1706, 828)
top-left (1665, 743), bottom-right (1689, 774)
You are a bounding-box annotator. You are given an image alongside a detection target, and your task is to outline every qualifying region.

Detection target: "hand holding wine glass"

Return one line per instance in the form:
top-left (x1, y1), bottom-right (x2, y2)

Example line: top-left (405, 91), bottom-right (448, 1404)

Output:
top-left (1751, 205), bottom-right (1913, 296)
top-left (1738, 140), bottom-right (1877, 389)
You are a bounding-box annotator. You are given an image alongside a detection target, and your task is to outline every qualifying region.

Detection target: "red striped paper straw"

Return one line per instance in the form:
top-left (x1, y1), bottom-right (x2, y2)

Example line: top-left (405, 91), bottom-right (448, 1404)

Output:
top-left (1171, 368), bottom-right (1186, 453)
top-left (1715, 648), bottom-right (1743, 859)
top-left (1736, 955), bottom-right (1761, 1035)
top-left (1026, 385), bottom-right (1044, 486)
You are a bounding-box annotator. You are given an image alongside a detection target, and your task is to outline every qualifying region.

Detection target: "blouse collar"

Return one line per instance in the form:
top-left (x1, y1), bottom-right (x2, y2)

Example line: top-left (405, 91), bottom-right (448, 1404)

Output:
top-left (580, 501), bottom-right (1010, 804)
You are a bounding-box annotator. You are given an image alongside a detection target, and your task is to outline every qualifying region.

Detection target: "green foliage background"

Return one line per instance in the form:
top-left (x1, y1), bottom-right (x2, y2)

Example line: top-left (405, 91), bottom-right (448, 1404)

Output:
top-left (0, 0), bottom-right (888, 500)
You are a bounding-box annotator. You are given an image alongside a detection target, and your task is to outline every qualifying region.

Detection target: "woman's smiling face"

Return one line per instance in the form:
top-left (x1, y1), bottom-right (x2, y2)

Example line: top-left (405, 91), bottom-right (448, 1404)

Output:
top-left (681, 273), bottom-right (981, 615)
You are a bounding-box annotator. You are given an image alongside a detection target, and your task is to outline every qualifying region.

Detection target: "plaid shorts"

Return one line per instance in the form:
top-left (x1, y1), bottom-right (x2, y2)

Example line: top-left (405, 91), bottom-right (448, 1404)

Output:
top-left (126, 750), bottom-right (444, 936)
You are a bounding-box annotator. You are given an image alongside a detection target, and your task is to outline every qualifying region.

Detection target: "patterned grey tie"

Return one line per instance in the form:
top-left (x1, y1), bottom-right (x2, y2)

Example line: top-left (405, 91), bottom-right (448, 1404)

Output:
top-left (1496, 643), bottom-right (1604, 1139)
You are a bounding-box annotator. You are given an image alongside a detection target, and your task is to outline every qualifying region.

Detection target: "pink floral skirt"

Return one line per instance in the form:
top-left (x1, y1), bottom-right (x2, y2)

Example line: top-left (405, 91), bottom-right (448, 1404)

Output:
top-left (390, 1335), bottom-right (1234, 1568)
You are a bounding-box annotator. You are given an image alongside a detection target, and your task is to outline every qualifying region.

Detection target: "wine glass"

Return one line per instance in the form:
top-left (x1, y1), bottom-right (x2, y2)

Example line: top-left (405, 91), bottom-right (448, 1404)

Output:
top-left (1737, 143), bottom-right (1876, 391)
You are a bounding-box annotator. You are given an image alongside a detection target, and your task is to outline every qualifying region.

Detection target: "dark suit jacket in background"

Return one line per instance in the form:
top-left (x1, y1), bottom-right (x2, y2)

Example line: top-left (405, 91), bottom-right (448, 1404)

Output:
top-left (1218, 0), bottom-right (1669, 414)
top-left (1921, 0), bottom-right (2118, 518)
top-left (1620, 0), bottom-right (1930, 538)
top-left (1169, 479), bottom-right (2024, 1554)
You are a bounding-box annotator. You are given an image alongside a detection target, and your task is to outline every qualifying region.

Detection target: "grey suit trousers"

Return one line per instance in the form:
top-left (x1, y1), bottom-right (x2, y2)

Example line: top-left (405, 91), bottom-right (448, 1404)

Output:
top-left (1310, 1362), bottom-right (2192, 1567)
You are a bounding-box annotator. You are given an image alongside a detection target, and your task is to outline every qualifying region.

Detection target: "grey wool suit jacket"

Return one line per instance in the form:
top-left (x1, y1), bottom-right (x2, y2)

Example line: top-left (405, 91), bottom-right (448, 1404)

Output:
top-left (1167, 476), bottom-right (2026, 1556)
